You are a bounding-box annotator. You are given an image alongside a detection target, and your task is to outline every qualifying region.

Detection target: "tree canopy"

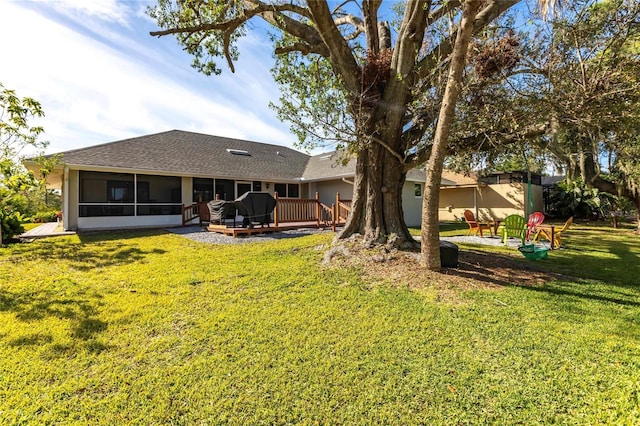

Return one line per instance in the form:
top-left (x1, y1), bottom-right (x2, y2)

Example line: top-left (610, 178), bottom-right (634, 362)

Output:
top-left (149, 0), bottom-right (545, 269)
top-left (0, 83), bottom-right (52, 242)
top-left (447, 0), bottom-right (640, 227)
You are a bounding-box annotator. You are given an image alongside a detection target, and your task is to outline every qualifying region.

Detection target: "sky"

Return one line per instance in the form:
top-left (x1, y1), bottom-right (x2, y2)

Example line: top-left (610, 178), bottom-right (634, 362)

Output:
top-left (0, 0), bottom-right (300, 156)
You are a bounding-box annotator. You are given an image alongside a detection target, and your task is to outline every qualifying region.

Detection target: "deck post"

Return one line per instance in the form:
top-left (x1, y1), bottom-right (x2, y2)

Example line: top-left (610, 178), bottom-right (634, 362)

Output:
top-left (315, 192), bottom-right (320, 228)
top-left (181, 204), bottom-right (186, 226)
top-left (273, 192), bottom-right (279, 227)
top-left (331, 203), bottom-right (336, 232)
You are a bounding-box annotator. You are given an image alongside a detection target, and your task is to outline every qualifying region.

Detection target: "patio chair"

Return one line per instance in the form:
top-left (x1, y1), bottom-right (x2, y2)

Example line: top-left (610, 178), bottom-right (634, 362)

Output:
top-left (526, 212), bottom-right (545, 242)
top-left (534, 216), bottom-right (574, 248)
top-left (500, 214), bottom-right (526, 245)
top-left (463, 209), bottom-right (493, 237)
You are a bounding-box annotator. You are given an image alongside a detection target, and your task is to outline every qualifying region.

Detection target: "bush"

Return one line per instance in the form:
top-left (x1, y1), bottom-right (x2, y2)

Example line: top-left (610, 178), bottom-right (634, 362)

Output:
top-left (31, 210), bottom-right (59, 223)
top-left (1, 208), bottom-right (25, 242)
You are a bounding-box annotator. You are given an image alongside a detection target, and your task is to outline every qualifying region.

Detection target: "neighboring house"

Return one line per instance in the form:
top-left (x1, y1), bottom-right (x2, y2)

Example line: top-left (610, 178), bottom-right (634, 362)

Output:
top-left (439, 170), bottom-right (545, 222)
top-left (26, 130), bottom-right (544, 231)
top-left (27, 130), bottom-right (426, 231)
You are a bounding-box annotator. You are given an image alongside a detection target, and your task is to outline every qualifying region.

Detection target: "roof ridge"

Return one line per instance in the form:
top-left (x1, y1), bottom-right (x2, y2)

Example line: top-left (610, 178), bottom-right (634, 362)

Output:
top-left (46, 129), bottom-right (178, 157)
top-left (49, 129), bottom-right (309, 157)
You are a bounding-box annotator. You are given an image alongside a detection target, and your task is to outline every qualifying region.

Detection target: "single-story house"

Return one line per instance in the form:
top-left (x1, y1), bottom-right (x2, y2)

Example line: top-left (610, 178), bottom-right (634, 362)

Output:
top-left (28, 130), bottom-right (425, 231)
top-left (27, 130), bottom-right (543, 231)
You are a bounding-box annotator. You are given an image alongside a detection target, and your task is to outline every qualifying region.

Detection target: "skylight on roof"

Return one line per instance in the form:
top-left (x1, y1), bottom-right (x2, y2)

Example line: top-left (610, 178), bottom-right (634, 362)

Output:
top-left (227, 148), bottom-right (251, 156)
top-left (319, 154), bottom-right (332, 160)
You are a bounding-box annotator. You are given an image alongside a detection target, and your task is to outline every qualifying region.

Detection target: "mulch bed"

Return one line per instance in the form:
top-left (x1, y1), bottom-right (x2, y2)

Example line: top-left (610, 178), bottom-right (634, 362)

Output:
top-left (323, 238), bottom-right (565, 296)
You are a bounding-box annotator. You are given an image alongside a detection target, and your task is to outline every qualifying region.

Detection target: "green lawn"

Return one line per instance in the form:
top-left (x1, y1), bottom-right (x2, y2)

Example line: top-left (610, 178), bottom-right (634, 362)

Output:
top-left (1, 225), bottom-right (639, 424)
top-left (20, 222), bottom-right (42, 232)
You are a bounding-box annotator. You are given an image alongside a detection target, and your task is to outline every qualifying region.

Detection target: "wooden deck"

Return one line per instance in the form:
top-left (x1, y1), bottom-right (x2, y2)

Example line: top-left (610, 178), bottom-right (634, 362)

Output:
top-left (207, 221), bottom-right (331, 237)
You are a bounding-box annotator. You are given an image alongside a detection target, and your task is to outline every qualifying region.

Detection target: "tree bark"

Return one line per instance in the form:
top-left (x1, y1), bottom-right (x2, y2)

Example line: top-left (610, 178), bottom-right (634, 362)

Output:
top-left (337, 142), bottom-right (416, 248)
top-left (421, 0), bottom-right (482, 270)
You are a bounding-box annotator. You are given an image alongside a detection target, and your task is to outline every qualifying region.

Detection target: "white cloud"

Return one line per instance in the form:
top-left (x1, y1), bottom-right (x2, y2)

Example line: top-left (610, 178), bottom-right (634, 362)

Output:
top-left (0, 1), bottom-right (298, 155)
top-left (36, 0), bottom-right (134, 25)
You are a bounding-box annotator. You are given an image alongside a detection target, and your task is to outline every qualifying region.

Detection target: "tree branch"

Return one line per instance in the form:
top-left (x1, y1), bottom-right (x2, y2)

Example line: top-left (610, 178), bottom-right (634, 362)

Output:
top-left (150, 1), bottom-right (330, 71)
top-left (372, 135), bottom-right (405, 164)
top-left (307, 2), bottom-right (362, 94)
top-left (363, 0), bottom-right (382, 52)
top-left (416, 0), bottom-right (519, 80)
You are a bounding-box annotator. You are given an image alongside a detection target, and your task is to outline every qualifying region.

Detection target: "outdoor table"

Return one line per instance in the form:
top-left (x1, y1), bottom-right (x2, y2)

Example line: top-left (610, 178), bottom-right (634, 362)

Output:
top-left (535, 225), bottom-right (556, 249)
top-left (491, 220), bottom-right (502, 236)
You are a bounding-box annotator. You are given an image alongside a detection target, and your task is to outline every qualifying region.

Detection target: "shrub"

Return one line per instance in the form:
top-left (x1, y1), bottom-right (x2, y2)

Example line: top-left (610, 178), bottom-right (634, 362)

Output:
top-left (31, 210), bottom-right (59, 223)
top-left (1, 207), bottom-right (25, 242)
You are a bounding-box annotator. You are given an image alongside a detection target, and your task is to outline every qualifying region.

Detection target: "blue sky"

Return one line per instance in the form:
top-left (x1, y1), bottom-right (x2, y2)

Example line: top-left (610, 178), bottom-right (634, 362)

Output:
top-left (0, 0), bottom-right (297, 155)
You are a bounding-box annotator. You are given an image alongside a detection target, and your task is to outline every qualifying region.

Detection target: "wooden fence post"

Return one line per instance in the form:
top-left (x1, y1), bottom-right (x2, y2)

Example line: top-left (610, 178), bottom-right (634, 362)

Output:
top-left (331, 203), bottom-right (336, 232)
top-left (315, 192), bottom-right (320, 228)
top-left (273, 192), bottom-right (279, 227)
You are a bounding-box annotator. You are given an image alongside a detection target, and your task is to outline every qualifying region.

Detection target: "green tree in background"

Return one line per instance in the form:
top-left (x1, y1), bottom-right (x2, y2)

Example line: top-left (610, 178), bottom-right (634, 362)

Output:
top-left (0, 83), bottom-right (50, 243)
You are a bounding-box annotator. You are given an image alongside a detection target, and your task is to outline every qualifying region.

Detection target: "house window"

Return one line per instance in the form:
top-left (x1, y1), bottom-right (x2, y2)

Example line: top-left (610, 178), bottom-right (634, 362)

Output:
top-left (215, 179), bottom-right (235, 201)
top-left (79, 171), bottom-right (135, 217)
top-left (136, 174), bottom-right (181, 215)
top-left (193, 178), bottom-right (214, 202)
top-left (414, 183), bottom-right (422, 197)
top-left (274, 183), bottom-right (299, 198)
top-left (274, 183), bottom-right (287, 197)
top-left (287, 184), bottom-right (299, 198)
top-left (107, 180), bottom-right (134, 202)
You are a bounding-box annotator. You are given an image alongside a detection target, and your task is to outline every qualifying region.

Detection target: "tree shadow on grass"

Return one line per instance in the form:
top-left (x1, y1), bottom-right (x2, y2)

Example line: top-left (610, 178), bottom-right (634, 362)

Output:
top-left (441, 248), bottom-right (640, 308)
top-left (1, 286), bottom-right (111, 354)
top-left (6, 230), bottom-right (167, 271)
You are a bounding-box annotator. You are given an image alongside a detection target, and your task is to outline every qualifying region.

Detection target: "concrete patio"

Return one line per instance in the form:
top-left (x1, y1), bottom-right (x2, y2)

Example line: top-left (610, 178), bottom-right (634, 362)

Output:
top-left (18, 222), bottom-right (76, 239)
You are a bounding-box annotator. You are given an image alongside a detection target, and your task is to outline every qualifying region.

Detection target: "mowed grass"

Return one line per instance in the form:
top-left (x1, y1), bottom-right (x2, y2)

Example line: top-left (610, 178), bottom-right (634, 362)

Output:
top-left (1, 226), bottom-right (639, 424)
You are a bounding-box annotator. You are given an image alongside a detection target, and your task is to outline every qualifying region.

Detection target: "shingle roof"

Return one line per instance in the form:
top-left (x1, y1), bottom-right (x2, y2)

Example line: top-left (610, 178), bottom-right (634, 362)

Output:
top-left (302, 150), bottom-right (426, 183)
top-left (53, 130), bottom-right (429, 184)
top-left (302, 151), bottom-right (355, 181)
top-left (56, 130), bottom-right (310, 182)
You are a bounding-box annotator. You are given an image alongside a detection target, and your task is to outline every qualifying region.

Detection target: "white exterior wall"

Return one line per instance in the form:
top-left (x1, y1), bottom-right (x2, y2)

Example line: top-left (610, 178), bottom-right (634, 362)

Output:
top-left (402, 181), bottom-right (423, 227)
top-left (308, 180), bottom-right (354, 207)
top-left (308, 179), bottom-right (423, 227)
top-left (182, 177), bottom-right (192, 205)
top-left (67, 169), bottom-right (79, 231)
top-left (77, 215), bottom-right (182, 230)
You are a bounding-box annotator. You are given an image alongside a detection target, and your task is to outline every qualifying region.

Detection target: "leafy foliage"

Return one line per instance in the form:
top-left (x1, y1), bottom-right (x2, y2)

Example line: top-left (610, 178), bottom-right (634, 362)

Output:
top-left (269, 50), bottom-right (353, 153)
top-left (547, 177), bottom-right (636, 219)
top-left (0, 82), bottom-right (55, 242)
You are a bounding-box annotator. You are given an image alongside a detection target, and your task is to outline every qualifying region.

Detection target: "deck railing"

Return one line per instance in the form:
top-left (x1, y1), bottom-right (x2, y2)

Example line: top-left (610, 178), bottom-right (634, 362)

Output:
top-left (331, 193), bottom-right (351, 231)
top-left (273, 192), bottom-right (350, 229)
top-left (273, 193), bottom-right (321, 226)
top-left (183, 192), bottom-right (350, 229)
top-left (181, 203), bottom-right (199, 226)
top-left (181, 201), bottom-right (210, 226)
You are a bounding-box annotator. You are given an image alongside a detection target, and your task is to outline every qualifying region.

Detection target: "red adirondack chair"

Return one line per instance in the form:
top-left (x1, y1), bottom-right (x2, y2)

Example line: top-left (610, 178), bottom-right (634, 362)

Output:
top-left (526, 212), bottom-right (545, 242)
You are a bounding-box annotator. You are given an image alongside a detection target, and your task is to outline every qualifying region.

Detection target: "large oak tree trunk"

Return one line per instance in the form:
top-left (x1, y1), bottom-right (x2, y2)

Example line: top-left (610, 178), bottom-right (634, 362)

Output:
top-left (337, 140), bottom-right (416, 248)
